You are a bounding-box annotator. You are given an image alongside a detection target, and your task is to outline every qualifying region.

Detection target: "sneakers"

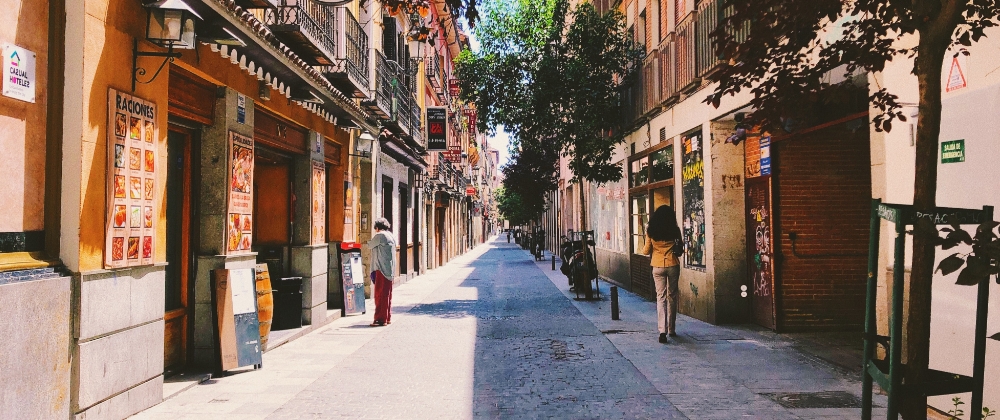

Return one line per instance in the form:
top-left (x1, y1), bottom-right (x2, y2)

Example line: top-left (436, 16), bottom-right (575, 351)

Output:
top-left (658, 333), bottom-right (668, 343)
top-left (669, 332), bottom-right (677, 337)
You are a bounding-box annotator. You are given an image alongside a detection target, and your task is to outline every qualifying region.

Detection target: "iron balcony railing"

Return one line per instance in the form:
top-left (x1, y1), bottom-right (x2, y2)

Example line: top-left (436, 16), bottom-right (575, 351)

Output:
top-left (262, 0), bottom-right (337, 66)
top-left (374, 51), bottom-right (394, 118)
top-left (387, 59), bottom-right (411, 134)
top-left (323, 7), bottom-right (369, 97)
top-left (696, 0), bottom-right (722, 78)
top-left (675, 14), bottom-right (699, 93)
top-left (659, 34), bottom-right (678, 103)
top-left (410, 96), bottom-right (423, 144)
top-left (426, 53), bottom-right (443, 89)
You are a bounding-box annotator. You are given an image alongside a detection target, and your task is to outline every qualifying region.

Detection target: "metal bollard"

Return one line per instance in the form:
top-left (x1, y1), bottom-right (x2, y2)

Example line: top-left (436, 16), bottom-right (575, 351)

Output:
top-left (610, 286), bottom-right (620, 320)
top-left (551, 254), bottom-right (556, 271)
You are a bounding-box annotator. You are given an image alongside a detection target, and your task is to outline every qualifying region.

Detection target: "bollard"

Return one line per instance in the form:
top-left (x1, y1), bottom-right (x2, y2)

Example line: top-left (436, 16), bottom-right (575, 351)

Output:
top-left (610, 286), bottom-right (620, 320)
top-left (551, 254), bottom-right (556, 271)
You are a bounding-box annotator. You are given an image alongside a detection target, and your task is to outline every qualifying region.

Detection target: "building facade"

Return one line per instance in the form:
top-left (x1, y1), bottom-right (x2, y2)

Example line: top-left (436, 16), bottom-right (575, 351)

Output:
top-left (0, 0), bottom-right (483, 417)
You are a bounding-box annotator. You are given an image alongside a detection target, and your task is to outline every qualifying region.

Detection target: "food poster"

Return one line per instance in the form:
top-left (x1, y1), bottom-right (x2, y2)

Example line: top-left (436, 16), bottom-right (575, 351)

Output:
top-left (311, 160), bottom-right (326, 245)
top-left (105, 88), bottom-right (157, 268)
top-left (227, 132), bottom-right (254, 254)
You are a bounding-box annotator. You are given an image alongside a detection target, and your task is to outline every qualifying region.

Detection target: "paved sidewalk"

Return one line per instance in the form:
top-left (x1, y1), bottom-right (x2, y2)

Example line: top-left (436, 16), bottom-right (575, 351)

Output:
top-left (133, 237), bottom-right (885, 419)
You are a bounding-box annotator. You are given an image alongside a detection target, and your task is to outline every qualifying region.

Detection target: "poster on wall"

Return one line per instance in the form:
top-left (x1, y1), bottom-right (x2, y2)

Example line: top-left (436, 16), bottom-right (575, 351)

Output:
top-left (682, 132), bottom-right (706, 270)
top-left (105, 88), bottom-right (157, 268)
top-left (227, 132), bottom-right (254, 254)
top-left (312, 160), bottom-right (326, 245)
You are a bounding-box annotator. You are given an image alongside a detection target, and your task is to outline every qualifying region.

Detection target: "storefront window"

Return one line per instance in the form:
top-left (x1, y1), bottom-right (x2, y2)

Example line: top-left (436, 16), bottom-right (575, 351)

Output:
top-left (631, 194), bottom-right (648, 253)
top-left (649, 146), bottom-right (673, 183)
top-left (630, 157), bottom-right (649, 188)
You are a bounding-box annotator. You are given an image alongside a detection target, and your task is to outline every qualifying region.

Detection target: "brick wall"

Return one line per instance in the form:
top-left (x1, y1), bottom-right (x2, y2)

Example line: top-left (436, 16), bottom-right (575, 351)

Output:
top-left (772, 123), bottom-right (871, 331)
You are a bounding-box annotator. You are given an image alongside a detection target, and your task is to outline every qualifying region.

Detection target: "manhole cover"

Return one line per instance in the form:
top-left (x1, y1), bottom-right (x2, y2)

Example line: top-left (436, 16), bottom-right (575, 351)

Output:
top-left (760, 391), bottom-right (862, 408)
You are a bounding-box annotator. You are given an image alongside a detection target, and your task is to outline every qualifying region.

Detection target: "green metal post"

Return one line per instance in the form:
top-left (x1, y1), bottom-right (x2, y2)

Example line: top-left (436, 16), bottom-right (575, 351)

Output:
top-left (887, 219), bottom-right (906, 420)
top-left (970, 206), bottom-right (994, 420)
top-left (862, 199), bottom-right (881, 420)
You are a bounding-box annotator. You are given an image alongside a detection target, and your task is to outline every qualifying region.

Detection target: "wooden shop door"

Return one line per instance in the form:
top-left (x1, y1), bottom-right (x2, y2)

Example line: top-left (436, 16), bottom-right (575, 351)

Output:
top-left (164, 127), bottom-right (198, 374)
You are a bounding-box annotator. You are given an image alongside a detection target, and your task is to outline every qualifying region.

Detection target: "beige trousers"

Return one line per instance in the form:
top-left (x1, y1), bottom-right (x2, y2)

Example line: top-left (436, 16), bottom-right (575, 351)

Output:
top-left (652, 266), bottom-right (681, 334)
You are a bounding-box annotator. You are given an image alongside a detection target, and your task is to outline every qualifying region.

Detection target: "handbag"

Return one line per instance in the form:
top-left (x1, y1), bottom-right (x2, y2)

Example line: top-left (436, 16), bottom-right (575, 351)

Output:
top-left (671, 238), bottom-right (685, 257)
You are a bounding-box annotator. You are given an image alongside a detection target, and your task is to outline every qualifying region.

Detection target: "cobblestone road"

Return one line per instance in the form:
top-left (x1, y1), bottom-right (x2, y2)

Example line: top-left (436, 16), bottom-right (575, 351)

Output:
top-left (134, 238), bottom-right (885, 419)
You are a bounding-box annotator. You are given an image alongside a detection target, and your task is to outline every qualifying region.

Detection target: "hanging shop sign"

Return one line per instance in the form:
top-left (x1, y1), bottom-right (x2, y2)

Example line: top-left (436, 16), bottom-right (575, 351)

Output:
top-left (105, 88), bottom-right (158, 268)
top-left (3, 43), bottom-right (36, 103)
top-left (427, 107), bottom-right (447, 150)
top-left (444, 145), bottom-right (462, 163)
top-left (464, 109), bottom-right (477, 134)
top-left (448, 79), bottom-right (460, 97)
top-left (941, 139), bottom-right (965, 164)
top-left (311, 160), bottom-right (326, 245)
top-left (466, 185), bottom-right (476, 196)
top-left (227, 131), bottom-right (254, 254)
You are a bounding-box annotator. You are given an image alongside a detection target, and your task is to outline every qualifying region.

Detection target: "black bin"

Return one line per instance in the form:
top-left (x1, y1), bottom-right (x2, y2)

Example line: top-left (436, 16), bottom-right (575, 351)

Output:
top-left (272, 276), bottom-right (303, 330)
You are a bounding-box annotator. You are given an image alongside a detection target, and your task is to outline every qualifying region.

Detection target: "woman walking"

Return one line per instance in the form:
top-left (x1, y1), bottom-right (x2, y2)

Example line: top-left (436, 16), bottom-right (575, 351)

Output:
top-left (640, 205), bottom-right (682, 343)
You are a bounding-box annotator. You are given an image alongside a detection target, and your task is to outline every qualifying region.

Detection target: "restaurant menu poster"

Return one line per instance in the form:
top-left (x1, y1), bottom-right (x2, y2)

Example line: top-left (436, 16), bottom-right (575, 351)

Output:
top-left (311, 160), bottom-right (326, 245)
top-left (105, 88), bottom-right (157, 268)
top-left (227, 131), bottom-right (254, 254)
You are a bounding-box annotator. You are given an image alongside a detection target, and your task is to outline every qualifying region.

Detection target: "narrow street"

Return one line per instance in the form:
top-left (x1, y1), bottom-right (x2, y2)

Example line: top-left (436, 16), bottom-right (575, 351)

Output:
top-left (134, 238), bottom-right (886, 419)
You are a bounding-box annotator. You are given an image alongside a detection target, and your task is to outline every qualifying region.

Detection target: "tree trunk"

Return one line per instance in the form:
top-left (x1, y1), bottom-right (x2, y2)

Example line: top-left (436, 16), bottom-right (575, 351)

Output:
top-left (578, 180), bottom-right (587, 231)
top-left (899, 31), bottom-right (950, 420)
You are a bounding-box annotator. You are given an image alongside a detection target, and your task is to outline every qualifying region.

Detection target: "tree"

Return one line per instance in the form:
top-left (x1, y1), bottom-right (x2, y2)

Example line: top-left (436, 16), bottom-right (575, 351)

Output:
top-left (456, 0), bottom-right (642, 230)
top-left (706, 1), bottom-right (1000, 417)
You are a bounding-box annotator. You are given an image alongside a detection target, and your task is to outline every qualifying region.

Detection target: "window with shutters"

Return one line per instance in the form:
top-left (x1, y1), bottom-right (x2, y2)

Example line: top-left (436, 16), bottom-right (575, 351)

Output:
top-left (383, 17), bottom-right (397, 61)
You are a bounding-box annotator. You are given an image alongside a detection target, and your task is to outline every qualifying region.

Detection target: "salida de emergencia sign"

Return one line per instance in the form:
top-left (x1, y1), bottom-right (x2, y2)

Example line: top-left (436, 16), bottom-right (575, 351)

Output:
top-left (941, 139), bottom-right (965, 164)
top-left (3, 44), bottom-right (36, 103)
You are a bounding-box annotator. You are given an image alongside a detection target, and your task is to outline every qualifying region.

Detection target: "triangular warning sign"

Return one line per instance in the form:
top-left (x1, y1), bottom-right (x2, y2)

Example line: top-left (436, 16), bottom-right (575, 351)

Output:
top-left (946, 56), bottom-right (967, 92)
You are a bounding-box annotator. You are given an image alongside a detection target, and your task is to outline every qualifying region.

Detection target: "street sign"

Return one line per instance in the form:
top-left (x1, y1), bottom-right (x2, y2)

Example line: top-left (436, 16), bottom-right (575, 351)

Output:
top-left (759, 136), bottom-right (771, 175)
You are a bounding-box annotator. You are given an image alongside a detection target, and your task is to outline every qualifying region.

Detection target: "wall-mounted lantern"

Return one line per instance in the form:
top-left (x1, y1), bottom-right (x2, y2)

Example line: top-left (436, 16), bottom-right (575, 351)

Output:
top-left (350, 131), bottom-right (376, 159)
top-left (133, 0), bottom-right (200, 91)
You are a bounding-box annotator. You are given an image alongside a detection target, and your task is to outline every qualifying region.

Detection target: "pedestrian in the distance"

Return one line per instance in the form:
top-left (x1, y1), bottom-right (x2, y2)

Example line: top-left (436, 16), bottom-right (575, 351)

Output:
top-left (640, 205), bottom-right (683, 343)
top-left (367, 218), bottom-right (397, 327)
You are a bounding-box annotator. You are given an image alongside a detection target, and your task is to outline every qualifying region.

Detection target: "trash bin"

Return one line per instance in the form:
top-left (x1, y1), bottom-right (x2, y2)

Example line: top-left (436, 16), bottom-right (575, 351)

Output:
top-left (272, 276), bottom-right (303, 330)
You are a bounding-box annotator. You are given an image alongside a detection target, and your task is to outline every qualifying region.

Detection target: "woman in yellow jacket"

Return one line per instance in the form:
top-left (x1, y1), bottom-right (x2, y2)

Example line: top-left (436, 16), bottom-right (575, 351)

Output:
top-left (640, 205), bottom-right (682, 343)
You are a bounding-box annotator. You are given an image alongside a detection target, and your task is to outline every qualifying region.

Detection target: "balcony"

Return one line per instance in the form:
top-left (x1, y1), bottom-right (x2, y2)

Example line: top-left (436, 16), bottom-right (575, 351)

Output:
top-left (622, 51), bottom-right (660, 126)
top-left (410, 96), bottom-right (423, 145)
top-left (675, 14), bottom-right (700, 93)
top-left (321, 8), bottom-right (370, 98)
top-left (659, 34), bottom-right (679, 106)
top-left (389, 60), bottom-right (411, 135)
top-left (696, 0), bottom-right (723, 79)
top-left (369, 51), bottom-right (394, 118)
top-left (426, 53), bottom-right (444, 91)
top-left (262, 1), bottom-right (337, 66)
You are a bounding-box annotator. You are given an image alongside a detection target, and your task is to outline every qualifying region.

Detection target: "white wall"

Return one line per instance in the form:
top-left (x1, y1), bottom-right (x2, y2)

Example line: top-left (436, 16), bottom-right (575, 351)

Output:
top-left (875, 29), bottom-right (1000, 412)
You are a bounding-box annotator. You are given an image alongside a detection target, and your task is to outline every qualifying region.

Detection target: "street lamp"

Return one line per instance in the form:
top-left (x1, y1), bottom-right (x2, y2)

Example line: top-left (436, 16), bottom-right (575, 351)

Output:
top-left (350, 131), bottom-right (376, 159)
top-left (133, 0), bottom-right (199, 91)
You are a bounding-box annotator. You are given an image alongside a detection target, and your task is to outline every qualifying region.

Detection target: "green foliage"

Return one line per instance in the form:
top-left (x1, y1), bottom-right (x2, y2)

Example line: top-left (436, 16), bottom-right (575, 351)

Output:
top-left (456, 0), bottom-right (642, 221)
top-left (494, 186), bottom-right (544, 226)
top-left (943, 397), bottom-right (996, 419)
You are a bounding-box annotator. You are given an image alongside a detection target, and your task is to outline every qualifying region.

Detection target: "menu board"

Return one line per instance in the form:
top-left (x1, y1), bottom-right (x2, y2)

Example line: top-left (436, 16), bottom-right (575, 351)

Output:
top-left (105, 88), bottom-right (157, 268)
top-left (227, 132), bottom-right (254, 254)
top-left (311, 160), bottom-right (326, 245)
top-left (213, 268), bottom-right (263, 371)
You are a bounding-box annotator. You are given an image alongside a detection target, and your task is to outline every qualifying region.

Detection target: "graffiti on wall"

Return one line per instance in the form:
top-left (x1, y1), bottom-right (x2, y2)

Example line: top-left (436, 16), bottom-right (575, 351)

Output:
top-left (745, 176), bottom-right (775, 328)
top-left (682, 133), bottom-right (706, 269)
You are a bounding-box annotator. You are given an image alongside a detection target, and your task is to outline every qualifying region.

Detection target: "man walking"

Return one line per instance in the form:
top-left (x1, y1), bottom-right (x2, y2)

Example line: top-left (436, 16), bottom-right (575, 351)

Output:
top-left (367, 218), bottom-right (397, 327)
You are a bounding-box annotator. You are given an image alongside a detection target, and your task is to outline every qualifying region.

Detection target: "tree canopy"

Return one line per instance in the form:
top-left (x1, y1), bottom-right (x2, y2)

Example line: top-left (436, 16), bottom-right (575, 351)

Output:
top-left (456, 0), bottom-right (642, 225)
top-left (707, 1), bottom-right (1000, 418)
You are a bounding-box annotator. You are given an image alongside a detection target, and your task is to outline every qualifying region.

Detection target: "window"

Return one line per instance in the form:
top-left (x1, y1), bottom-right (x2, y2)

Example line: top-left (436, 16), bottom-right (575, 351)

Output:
top-left (631, 194), bottom-right (649, 253)
top-left (631, 156), bottom-right (649, 188)
top-left (649, 145), bottom-right (674, 183)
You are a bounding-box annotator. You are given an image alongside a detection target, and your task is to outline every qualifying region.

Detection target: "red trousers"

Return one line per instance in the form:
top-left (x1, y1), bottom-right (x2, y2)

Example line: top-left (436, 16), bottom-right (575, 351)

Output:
top-left (371, 270), bottom-right (393, 324)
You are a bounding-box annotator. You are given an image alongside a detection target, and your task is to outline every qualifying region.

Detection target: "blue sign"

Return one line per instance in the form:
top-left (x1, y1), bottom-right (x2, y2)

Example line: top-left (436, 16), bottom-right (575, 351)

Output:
top-left (760, 136), bottom-right (771, 176)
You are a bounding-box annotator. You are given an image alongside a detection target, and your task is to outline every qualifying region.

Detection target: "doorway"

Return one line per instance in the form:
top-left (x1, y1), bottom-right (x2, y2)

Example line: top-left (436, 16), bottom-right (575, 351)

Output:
top-left (164, 127), bottom-right (199, 374)
top-left (398, 183), bottom-right (409, 276)
top-left (253, 148), bottom-right (293, 280)
top-left (413, 193), bottom-right (420, 274)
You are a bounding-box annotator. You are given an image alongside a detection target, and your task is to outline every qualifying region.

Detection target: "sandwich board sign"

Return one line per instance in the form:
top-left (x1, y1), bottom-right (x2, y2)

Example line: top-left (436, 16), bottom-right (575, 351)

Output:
top-left (213, 268), bottom-right (263, 371)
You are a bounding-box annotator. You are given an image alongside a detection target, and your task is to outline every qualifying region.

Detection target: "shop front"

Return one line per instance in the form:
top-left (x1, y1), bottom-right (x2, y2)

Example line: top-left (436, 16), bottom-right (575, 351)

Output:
top-left (627, 139), bottom-right (676, 300)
